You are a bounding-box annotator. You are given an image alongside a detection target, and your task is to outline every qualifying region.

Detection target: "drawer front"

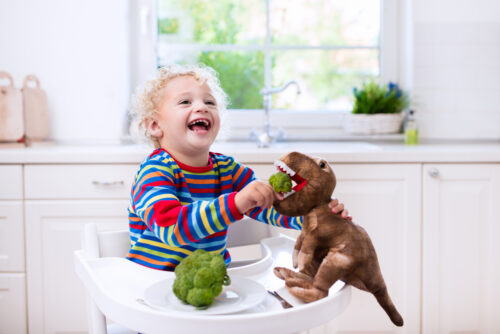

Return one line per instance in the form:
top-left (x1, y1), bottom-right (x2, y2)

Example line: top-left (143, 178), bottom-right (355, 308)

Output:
top-left (0, 273), bottom-right (27, 334)
top-left (0, 202), bottom-right (24, 271)
top-left (25, 164), bottom-right (139, 199)
top-left (0, 165), bottom-right (23, 199)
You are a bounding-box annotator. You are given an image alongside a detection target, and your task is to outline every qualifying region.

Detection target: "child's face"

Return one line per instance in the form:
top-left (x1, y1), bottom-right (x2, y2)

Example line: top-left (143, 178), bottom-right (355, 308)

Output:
top-left (150, 75), bottom-right (221, 157)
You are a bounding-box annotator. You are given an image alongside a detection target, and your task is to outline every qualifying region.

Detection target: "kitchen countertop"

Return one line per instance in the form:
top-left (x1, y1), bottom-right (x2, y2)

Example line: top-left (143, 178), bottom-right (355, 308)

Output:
top-left (1, 140), bottom-right (500, 164)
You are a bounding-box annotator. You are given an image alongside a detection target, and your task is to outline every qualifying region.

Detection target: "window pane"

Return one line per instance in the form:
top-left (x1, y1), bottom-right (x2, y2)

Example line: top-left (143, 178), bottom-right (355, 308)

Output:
top-left (159, 51), bottom-right (264, 109)
top-left (157, 0), bottom-right (266, 45)
top-left (270, 0), bottom-right (380, 46)
top-left (272, 49), bottom-right (379, 111)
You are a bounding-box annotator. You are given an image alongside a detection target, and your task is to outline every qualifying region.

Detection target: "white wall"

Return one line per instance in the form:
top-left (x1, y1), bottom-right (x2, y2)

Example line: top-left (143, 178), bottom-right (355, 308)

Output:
top-left (412, 0), bottom-right (500, 139)
top-left (1, 0), bottom-right (500, 142)
top-left (0, 0), bottom-right (130, 144)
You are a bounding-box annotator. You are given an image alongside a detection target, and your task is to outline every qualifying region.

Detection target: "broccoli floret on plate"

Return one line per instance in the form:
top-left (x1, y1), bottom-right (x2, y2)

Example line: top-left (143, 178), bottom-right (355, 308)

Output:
top-left (269, 172), bottom-right (292, 193)
top-left (173, 249), bottom-right (231, 309)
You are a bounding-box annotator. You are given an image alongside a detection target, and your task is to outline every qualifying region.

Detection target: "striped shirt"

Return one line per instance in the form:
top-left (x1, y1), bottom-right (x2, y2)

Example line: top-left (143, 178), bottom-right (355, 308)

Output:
top-left (126, 148), bottom-right (302, 271)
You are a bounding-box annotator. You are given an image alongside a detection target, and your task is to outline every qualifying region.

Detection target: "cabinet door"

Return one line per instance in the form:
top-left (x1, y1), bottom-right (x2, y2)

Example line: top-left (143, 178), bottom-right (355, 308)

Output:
top-left (0, 201), bottom-right (24, 271)
top-left (0, 273), bottom-right (27, 334)
top-left (307, 164), bottom-right (421, 334)
top-left (25, 200), bottom-right (129, 334)
top-left (423, 164), bottom-right (500, 334)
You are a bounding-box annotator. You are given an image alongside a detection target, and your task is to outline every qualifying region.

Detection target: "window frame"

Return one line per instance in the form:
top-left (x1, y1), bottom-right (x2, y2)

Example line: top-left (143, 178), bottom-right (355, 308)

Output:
top-left (131, 0), bottom-right (409, 140)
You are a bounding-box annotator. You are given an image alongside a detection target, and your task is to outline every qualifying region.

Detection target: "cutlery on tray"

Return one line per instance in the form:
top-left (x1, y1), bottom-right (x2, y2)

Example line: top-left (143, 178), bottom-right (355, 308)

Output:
top-left (267, 290), bottom-right (293, 309)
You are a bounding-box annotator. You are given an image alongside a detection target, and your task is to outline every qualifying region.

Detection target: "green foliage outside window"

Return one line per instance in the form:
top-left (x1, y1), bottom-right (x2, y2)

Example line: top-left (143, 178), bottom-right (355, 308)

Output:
top-left (158, 0), bottom-right (379, 111)
top-left (176, 0), bottom-right (264, 109)
top-left (158, 18), bottom-right (179, 35)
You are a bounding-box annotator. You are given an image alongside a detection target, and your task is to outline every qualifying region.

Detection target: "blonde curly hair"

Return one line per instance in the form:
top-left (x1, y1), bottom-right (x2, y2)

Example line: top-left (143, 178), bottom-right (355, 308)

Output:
top-left (129, 64), bottom-right (229, 147)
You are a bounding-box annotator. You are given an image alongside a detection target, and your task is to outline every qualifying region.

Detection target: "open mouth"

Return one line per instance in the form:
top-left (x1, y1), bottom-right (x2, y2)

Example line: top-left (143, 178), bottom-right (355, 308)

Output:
top-left (274, 160), bottom-right (307, 198)
top-left (187, 118), bottom-right (211, 132)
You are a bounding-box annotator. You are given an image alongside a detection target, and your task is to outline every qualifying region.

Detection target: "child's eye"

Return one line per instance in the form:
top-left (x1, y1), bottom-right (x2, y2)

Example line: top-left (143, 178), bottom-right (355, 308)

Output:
top-left (180, 100), bottom-right (190, 105)
top-left (205, 100), bottom-right (216, 106)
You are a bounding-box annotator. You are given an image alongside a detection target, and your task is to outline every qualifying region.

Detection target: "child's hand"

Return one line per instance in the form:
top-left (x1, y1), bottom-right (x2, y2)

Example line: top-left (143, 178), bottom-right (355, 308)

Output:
top-left (235, 180), bottom-right (283, 214)
top-left (329, 197), bottom-right (352, 220)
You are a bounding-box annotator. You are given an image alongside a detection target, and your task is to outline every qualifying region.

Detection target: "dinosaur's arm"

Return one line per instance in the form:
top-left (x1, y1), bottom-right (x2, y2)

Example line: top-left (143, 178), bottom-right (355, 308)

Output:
top-left (293, 232), bottom-right (305, 268)
top-left (297, 234), bottom-right (317, 272)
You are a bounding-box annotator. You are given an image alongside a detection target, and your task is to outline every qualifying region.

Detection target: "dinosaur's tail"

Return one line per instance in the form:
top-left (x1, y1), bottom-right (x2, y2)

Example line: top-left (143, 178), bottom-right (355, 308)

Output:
top-left (373, 286), bottom-right (404, 327)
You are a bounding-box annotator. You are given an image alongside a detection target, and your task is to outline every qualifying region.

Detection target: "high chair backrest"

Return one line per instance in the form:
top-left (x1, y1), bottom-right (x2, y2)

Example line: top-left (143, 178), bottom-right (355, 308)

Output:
top-left (98, 230), bottom-right (131, 258)
top-left (82, 224), bottom-right (130, 259)
top-left (83, 218), bottom-right (272, 261)
top-left (226, 217), bottom-right (273, 247)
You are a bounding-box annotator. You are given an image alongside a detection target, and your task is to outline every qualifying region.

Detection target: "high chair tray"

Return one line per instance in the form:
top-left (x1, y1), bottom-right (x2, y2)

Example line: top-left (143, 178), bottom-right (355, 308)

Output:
top-left (75, 235), bottom-right (351, 334)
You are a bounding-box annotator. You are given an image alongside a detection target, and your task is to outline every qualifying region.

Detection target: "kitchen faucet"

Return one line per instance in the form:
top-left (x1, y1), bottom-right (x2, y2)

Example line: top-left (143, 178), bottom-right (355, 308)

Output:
top-left (251, 80), bottom-right (301, 148)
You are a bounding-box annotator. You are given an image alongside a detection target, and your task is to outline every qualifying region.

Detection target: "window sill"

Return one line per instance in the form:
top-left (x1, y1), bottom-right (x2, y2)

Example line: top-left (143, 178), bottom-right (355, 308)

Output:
top-left (219, 109), bottom-right (404, 142)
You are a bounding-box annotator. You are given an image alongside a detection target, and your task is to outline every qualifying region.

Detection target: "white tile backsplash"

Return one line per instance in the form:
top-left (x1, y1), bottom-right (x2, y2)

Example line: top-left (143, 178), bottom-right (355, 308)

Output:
top-left (413, 22), bottom-right (500, 139)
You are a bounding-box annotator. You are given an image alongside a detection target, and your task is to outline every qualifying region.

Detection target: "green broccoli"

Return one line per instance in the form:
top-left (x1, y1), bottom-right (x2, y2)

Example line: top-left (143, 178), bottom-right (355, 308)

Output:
top-left (269, 172), bottom-right (292, 193)
top-left (173, 249), bottom-right (231, 309)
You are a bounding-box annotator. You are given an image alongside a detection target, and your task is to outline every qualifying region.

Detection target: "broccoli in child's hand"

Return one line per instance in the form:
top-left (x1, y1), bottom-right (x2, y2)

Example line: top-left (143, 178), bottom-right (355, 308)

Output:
top-left (173, 249), bottom-right (231, 309)
top-left (269, 172), bottom-right (292, 193)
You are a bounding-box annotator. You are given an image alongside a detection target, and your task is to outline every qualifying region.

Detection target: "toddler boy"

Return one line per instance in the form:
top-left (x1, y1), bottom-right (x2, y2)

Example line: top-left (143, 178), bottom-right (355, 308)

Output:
top-left (126, 64), bottom-right (349, 270)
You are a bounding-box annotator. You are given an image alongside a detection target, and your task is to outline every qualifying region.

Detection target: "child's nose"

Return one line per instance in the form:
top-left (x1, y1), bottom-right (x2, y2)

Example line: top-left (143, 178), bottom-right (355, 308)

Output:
top-left (192, 100), bottom-right (208, 112)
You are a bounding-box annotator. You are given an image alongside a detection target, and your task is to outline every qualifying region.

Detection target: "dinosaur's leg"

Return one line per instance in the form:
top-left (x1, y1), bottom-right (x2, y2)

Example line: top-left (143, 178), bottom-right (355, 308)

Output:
top-left (274, 253), bottom-right (321, 289)
top-left (287, 250), bottom-right (350, 303)
top-left (273, 267), bottom-right (313, 282)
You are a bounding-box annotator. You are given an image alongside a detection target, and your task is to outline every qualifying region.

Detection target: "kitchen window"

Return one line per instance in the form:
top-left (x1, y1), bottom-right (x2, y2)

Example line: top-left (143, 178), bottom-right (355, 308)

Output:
top-left (132, 0), bottom-right (407, 140)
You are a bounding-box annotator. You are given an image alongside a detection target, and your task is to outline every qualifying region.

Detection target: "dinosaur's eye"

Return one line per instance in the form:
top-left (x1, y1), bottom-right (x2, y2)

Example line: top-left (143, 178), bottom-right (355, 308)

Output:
top-left (319, 161), bottom-right (326, 169)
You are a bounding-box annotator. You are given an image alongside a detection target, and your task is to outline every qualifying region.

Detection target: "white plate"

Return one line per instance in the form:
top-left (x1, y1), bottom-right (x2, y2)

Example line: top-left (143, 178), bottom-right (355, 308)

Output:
top-left (143, 276), bottom-right (266, 315)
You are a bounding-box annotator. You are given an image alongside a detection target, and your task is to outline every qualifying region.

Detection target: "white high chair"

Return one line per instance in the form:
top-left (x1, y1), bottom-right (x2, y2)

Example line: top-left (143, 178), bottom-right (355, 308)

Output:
top-left (79, 224), bottom-right (134, 334)
top-left (75, 221), bottom-right (351, 334)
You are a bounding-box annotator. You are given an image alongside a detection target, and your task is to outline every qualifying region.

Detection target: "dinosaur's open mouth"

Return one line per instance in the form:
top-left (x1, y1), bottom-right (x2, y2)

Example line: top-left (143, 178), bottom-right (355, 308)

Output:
top-left (274, 160), bottom-right (307, 198)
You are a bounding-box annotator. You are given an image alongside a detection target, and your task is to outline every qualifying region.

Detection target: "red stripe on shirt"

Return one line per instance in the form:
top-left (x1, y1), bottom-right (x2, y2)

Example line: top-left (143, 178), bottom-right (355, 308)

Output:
top-left (236, 170), bottom-right (252, 191)
top-left (153, 200), bottom-right (183, 227)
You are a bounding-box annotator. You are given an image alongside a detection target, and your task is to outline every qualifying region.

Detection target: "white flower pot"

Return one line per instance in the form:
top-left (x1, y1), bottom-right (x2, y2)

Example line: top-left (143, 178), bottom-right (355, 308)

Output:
top-left (344, 113), bottom-right (404, 135)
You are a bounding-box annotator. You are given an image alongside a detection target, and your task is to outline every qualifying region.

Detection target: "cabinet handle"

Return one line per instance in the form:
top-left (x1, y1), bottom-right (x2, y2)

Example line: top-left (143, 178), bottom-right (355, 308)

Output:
top-left (92, 180), bottom-right (125, 187)
top-left (428, 168), bottom-right (439, 178)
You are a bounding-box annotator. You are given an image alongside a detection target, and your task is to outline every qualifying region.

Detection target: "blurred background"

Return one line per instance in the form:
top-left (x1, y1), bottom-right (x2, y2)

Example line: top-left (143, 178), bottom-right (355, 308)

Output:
top-left (2, 0), bottom-right (500, 144)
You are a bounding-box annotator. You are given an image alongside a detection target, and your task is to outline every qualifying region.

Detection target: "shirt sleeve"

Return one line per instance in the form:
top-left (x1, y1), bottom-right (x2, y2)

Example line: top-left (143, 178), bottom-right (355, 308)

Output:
top-left (230, 159), bottom-right (303, 230)
top-left (131, 162), bottom-right (244, 247)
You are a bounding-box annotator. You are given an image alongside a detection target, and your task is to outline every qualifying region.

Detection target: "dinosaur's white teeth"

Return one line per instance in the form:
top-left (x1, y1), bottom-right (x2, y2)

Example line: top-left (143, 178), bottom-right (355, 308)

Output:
top-left (274, 160), bottom-right (296, 177)
top-left (282, 190), bottom-right (296, 199)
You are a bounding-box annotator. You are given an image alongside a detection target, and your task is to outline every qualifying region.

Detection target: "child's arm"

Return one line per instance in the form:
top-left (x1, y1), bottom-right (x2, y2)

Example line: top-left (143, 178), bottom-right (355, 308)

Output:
top-left (132, 162), bottom-right (243, 247)
top-left (231, 161), bottom-right (303, 230)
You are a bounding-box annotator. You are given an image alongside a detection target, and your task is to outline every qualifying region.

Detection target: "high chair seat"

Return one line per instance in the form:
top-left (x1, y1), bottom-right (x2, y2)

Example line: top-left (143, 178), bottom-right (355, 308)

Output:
top-left (75, 223), bottom-right (351, 334)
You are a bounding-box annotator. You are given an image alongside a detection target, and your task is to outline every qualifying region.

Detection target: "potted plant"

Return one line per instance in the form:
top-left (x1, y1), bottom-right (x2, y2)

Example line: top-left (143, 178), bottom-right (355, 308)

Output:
top-left (344, 80), bottom-right (409, 135)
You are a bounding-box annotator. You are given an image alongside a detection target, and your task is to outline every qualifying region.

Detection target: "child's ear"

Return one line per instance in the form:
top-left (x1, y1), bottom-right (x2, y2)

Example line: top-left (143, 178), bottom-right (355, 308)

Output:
top-left (145, 118), bottom-right (163, 139)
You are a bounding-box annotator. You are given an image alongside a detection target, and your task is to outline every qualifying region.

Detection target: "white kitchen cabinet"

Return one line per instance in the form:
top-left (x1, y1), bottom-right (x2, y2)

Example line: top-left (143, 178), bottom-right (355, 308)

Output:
top-left (0, 273), bottom-right (27, 334)
top-left (23, 163), bottom-right (137, 334)
top-left (24, 164), bottom-right (138, 199)
top-left (0, 165), bottom-right (27, 334)
top-left (0, 202), bottom-right (27, 334)
top-left (25, 200), bottom-right (130, 334)
top-left (1, 146), bottom-right (498, 334)
top-left (0, 165), bottom-right (23, 200)
top-left (422, 164), bottom-right (500, 334)
top-left (271, 163), bottom-right (422, 334)
top-left (0, 202), bottom-right (25, 272)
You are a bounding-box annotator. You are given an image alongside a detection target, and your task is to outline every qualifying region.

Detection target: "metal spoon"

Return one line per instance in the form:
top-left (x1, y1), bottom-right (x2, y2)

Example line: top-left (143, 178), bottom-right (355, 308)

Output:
top-left (267, 290), bottom-right (293, 309)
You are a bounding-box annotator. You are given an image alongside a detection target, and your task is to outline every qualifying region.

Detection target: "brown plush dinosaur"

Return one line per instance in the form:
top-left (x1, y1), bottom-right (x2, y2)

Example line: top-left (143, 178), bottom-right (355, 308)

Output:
top-left (272, 151), bottom-right (404, 327)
